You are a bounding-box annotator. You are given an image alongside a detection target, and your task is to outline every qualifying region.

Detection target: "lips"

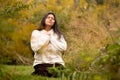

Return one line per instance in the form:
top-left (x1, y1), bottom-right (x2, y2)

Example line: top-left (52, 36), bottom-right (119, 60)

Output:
top-left (48, 21), bottom-right (53, 24)
top-left (48, 22), bottom-right (52, 23)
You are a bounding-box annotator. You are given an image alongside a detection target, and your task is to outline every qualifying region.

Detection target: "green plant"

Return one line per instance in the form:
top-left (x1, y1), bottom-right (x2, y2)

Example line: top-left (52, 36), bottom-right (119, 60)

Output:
top-left (91, 38), bottom-right (120, 79)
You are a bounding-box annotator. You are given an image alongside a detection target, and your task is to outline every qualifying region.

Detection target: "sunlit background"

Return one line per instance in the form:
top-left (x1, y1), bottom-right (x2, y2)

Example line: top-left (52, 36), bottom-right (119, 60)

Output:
top-left (0, 0), bottom-right (120, 80)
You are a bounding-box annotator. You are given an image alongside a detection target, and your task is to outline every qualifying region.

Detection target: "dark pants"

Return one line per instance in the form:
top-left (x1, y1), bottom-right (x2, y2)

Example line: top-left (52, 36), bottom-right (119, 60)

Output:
top-left (32, 63), bottom-right (64, 77)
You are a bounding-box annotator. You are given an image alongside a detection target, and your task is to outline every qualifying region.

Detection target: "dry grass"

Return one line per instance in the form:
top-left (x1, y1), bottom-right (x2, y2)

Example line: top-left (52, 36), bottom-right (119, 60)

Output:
top-left (63, 5), bottom-right (120, 70)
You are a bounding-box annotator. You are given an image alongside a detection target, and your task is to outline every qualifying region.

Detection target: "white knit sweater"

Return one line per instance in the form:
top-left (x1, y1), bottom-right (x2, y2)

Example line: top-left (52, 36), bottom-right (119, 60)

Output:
top-left (30, 29), bottom-right (67, 66)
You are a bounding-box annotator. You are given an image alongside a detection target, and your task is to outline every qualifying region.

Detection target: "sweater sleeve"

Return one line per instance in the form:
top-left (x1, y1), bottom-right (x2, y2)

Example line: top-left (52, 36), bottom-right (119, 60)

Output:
top-left (50, 34), bottom-right (67, 51)
top-left (30, 30), bottom-right (50, 52)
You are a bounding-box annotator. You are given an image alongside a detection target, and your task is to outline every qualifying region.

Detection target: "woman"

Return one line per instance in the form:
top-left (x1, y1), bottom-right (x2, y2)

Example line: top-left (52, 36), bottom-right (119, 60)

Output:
top-left (30, 12), bottom-right (67, 77)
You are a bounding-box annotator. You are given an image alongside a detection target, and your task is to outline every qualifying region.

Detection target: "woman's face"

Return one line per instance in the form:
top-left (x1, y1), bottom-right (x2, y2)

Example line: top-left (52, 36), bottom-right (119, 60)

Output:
top-left (45, 14), bottom-right (55, 28)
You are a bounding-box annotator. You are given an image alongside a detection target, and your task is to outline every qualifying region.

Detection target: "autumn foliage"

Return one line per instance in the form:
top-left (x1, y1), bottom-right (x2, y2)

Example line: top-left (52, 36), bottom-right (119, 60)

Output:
top-left (0, 0), bottom-right (120, 79)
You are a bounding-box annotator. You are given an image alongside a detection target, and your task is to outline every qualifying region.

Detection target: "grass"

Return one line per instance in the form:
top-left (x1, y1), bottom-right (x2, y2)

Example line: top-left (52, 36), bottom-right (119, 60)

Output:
top-left (0, 65), bottom-right (63, 80)
top-left (0, 65), bottom-right (111, 80)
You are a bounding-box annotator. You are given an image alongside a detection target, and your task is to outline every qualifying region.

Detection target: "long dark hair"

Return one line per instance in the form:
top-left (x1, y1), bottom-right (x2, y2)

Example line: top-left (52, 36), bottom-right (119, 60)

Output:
top-left (37, 12), bottom-right (62, 39)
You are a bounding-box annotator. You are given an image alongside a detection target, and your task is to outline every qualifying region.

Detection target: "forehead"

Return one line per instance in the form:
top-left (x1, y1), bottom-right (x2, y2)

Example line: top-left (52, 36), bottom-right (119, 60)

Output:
top-left (47, 14), bottom-right (54, 17)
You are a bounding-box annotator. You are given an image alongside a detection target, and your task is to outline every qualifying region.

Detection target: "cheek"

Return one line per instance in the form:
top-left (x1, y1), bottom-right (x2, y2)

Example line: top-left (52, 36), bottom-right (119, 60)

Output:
top-left (45, 19), bottom-right (49, 24)
top-left (52, 21), bottom-right (55, 24)
top-left (45, 20), bottom-right (47, 24)
top-left (45, 19), bottom-right (48, 22)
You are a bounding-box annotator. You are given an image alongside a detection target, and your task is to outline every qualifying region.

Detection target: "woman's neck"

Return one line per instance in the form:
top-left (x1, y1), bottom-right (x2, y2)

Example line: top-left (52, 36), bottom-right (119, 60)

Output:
top-left (45, 26), bottom-right (51, 31)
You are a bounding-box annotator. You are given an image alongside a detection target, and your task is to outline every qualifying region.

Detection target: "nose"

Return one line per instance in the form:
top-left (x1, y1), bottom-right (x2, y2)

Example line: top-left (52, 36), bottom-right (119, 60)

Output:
top-left (49, 17), bottom-right (52, 20)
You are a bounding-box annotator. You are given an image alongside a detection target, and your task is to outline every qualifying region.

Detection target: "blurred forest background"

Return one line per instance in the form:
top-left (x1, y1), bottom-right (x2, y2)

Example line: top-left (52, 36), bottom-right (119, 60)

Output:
top-left (0, 0), bottom-right (120, 80)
